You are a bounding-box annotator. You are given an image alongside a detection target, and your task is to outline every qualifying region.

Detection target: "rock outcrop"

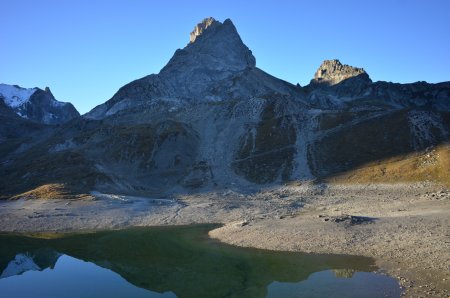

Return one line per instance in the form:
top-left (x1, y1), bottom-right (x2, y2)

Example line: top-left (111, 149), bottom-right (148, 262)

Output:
top-left (310, 59), bottom-right (371, 86)
top-left (305, 60), bottom-right (450, 110)
top-left (189, 17), bottom-right (218, 43)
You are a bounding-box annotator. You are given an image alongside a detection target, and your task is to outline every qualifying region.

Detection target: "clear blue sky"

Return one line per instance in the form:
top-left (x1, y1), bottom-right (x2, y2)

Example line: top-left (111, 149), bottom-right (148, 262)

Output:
top-left (1, 0), bottom-right (449, 114)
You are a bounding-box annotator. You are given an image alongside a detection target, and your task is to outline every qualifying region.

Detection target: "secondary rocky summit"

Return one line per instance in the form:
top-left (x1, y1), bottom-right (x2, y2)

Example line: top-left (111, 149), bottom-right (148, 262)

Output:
top-left (310, 59), bottom-right (371, 86)
top-left (0, 17), bottom-right (449, 199)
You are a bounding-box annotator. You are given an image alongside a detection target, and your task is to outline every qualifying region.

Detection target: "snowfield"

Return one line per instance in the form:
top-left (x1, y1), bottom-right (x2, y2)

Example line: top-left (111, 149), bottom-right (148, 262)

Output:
top-left (0, 83), bottom-right (37, 108)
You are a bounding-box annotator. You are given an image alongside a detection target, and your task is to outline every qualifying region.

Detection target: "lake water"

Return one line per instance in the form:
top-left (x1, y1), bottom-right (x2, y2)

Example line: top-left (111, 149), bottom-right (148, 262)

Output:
top-left (0, 225), bottom-right (401, 298)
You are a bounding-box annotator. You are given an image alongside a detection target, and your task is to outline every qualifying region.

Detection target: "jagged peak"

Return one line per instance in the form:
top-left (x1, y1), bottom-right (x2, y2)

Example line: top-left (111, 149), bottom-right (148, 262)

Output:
top-left (311, 59), bottom-right (371, 86)
top-left (189, 17), bottom-right (220, 43)
top-left (160, 17), bottom-right (255, 75)
top-left (186, 17), bottom-right (242, 47)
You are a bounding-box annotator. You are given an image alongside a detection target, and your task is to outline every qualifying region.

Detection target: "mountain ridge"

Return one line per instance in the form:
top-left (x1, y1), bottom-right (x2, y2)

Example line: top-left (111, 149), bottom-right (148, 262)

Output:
top-left (0, 83), bottom-right (79, 124)
top-left (0, 17), bottom-right (449, 199)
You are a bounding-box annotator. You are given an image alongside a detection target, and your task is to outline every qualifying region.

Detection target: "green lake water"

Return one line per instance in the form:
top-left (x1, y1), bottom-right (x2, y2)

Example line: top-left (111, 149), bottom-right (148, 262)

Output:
top-left (0, 225), bottom-right (401, 298)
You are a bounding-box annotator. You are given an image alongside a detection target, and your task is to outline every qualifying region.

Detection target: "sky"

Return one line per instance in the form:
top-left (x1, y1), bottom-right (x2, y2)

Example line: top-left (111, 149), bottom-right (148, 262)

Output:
top-left (1, 0), bottom-right (449, 114)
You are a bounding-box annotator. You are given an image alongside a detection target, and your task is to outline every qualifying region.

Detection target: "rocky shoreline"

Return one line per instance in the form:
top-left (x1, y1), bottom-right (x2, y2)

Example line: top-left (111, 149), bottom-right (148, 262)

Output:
top-left (0, 183), bottom-right (448, 297)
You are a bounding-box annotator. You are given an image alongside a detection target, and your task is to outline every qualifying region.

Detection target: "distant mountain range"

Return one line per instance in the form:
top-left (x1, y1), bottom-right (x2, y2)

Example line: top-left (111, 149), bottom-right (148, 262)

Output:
top-left (0, 84), bottom-right (79, 124)
top-left (1, 17), bottom-right (449, 199)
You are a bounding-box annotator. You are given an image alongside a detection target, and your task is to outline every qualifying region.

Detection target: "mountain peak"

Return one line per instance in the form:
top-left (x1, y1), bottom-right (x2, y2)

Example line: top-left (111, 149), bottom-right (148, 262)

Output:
top-left (311, 59), bottom-right (371, 86)
top-left (0, 83), bottom-right (37, 108)
top-left (189, 17), bottom-right (220, 43)
top-left (0, 83), bottom-right (79, 124)
top-left (160, 17), bottom-right (255, 77)
top-left (44, 86), bottom-right (55, 97)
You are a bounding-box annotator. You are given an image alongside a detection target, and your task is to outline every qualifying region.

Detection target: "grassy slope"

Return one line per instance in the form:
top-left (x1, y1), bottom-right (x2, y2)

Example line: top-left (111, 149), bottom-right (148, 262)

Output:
top-left (326, 143), bottom-right (450, 187)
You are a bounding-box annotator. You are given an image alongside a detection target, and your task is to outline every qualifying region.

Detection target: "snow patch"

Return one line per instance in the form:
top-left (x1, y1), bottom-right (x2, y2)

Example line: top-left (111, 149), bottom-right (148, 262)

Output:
top-left (0, 84), bottom-right (37, 108)
top-left (49, 139), bottom-right (77, 152)
top-left (51, 100), bottom-right (66, 108)
top-left (17, 111), bottom-right (28, 118)
top-left (43, 112), bottom-right (57, 123)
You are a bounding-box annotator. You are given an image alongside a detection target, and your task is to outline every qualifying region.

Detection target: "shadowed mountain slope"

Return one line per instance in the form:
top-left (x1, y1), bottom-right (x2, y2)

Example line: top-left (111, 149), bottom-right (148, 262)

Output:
top-left (1, 17), bottom-right (449, 199)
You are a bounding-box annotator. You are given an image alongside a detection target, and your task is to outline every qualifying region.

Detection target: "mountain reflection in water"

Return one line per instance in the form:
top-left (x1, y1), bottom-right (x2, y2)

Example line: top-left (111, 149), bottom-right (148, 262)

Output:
top-left (0, 225), bottom-right (401, 298)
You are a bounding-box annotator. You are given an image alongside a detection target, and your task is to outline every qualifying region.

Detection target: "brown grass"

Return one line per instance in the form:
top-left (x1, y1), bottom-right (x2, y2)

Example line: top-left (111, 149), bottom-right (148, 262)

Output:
top-left (10, 183), bottom-right (94, 200)
top-left (327, 144), bottom-right (450, 186)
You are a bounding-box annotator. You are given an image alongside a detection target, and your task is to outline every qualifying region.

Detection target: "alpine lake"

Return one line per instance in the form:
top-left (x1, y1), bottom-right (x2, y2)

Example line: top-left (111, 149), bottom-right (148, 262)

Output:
top-left (0, 224), bottom-right (401, 298)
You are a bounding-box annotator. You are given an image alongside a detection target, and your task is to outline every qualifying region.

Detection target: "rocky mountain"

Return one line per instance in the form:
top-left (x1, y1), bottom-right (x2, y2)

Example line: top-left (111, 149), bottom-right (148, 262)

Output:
top-left (0, 84), bottom-right (80, 178)
top-left (0, 84), bottom-right (79, 125)
top-left (310, 59), bottom-right (371, 87)
top-left (0, 17), bottom-right (449, 199)
top-left (305, 60), bottom-right (450, 111)
top-left (86, 17), bottom-right (262, 120)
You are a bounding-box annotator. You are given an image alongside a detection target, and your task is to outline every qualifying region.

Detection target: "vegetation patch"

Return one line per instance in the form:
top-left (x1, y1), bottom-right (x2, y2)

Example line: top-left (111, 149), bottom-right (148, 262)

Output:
top-left (326, 144), bottom-right (450, 186)
top-left (233, 101), bottom-right (296, 183)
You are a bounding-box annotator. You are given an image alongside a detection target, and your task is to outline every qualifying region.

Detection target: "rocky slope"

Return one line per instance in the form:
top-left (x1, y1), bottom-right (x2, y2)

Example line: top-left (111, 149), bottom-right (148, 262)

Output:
top-left (0, 84), bottom-right (79, 125)
top-left (0, 84), bottom-right (80, 186)
top-left (0, 17), bottom-right (449, 199)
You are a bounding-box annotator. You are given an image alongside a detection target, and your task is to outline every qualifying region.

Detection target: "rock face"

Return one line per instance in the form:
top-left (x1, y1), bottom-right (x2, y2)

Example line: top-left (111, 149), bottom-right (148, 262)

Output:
top-left (189, 17), bottom-right (218, 43)
top-left (0, 84), bottom-right (79, 124)
top-left (86, 18), bottom-right (257, 120)
top-left (1, 17), bottom-right (449, 199)
top-left (311, 59), bottom-right (370, 86)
